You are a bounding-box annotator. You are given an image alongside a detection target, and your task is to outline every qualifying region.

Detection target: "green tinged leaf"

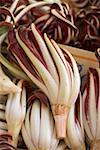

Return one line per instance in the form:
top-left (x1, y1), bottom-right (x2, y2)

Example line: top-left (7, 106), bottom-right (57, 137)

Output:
top-left (0, 26), bottom-right (9, 36)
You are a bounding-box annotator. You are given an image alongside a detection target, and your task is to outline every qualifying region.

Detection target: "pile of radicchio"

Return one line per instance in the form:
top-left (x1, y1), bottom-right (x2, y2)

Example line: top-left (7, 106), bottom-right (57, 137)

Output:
top-left (74, 6), bottom-right (100, 51)
top-left (0, 0), bottom-right (100, 52)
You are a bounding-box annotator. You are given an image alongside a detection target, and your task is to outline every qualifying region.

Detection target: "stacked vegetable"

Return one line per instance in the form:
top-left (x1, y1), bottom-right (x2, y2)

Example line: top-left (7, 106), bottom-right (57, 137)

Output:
top-left (71, 0), bottom-right (100, 8)
top-left (0, 0), bottom-right (99, 150)
top-left (75, 6), bottom-right (100, 51)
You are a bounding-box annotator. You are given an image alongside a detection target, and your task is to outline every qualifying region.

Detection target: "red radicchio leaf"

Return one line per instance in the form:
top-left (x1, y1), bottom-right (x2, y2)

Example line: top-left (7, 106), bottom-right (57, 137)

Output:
top-left (9, 43), bottom-right (42, 82)
top-left (34, 3), bottom-right (77, 44)
top-left (71, 0), bottom-right (90, 8)
top-left (8, 29), bottom-right (43, 82)
top-left (75, 94), bottom-right (81, 123)
top-left (75, 7), bottom-right (100, 51)
top-left (31, 7), bottom-right (48, 20)
top-left (0, 0), bottom-right (13, 6)
top-left (17, 26), bottom-right (47, 68)
top-left (89, 68), bottom-right (99, 109)
top-left (83, 68), bottom-right (100, 119)
top-left (0, 7), bottom-right (15, 22)
top-left (0, 133), bottom-right (16, 150)
top-left (84, 73), bottom-right (90, 120)
top-left (16, 0), bottom-right (29, 7)
top-left (27, 90), bottom-right (49, 108)
top-left (0, 21), bottom-right (12, 28)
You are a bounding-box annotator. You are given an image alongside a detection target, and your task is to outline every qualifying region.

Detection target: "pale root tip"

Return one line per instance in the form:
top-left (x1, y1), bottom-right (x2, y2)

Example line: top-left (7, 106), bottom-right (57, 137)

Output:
top-left (54, 114), bottom-right (67, 138)
top-left (91, 140), bottom-right (100, 150)
top-left (51, 104), bottom-right (70, 139)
